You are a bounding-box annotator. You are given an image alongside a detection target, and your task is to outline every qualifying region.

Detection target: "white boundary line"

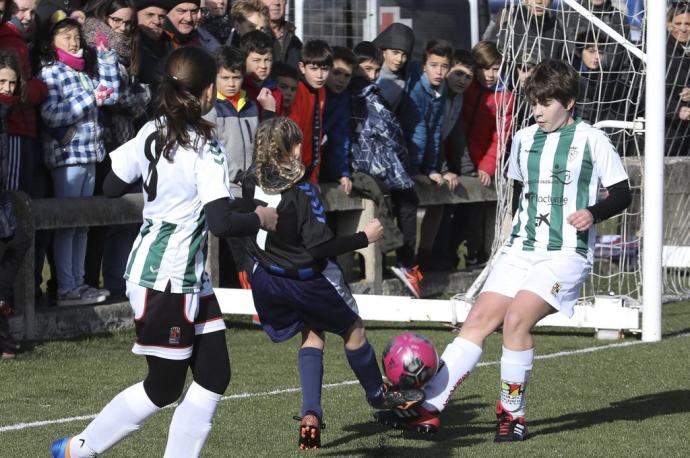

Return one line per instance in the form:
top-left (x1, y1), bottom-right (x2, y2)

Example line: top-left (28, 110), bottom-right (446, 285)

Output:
top-left (2, 333), bottom-right (687, 434)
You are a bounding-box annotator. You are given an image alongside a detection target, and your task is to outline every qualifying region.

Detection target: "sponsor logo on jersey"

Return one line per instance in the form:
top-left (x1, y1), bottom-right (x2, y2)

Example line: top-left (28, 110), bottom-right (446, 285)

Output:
top-left (551, 282), bottom-right (561, 295)
top-left (535, 213), bottom-right (550, 227)
top-left (549, 166), bottom-right (573, 185)
top-left (526, 194), bottom-right (569, 206)
top-left (169, 327), bottom-right (181, 345)
top-left (568, 146), bottom-right (579, 162)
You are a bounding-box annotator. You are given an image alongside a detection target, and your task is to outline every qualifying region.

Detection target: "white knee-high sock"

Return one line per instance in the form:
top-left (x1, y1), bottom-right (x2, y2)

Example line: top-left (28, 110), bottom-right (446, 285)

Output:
top-left (423, 337), bottom-right (483, 412)
top-left (70, 382), bottom-right (160, 457)
top-left (163, 382), bottom-right (222, 458)
top-left (499, 347), bottom-right (534, 418)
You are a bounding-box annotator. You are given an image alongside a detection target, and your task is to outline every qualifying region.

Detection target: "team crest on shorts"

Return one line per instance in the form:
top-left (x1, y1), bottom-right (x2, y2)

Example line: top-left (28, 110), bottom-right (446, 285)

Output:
top-left (551, 282), bottom-right (562, 296)
top-left (169, 327), bottom-right (181, 345)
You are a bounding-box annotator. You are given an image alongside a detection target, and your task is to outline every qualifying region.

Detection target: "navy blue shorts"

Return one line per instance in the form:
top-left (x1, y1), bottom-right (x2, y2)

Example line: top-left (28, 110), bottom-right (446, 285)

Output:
top-left (250, 261), bottom-right (360, 343)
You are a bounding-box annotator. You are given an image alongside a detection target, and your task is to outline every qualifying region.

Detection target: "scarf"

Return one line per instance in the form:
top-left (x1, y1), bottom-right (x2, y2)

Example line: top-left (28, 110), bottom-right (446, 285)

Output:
top-left (83, 17), bottom-right (132, 67)
top-left (200, 11), bottom-right (231, 44)
top-left (56, 47), bottom-right (85, 71)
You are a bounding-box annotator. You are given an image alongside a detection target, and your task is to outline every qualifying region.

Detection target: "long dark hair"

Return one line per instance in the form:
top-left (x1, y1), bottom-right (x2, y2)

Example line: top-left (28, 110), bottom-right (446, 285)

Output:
top-left (0, 50), bottom-right (24, 100)
top-left (39, 18), bottom-right (98, 76)
top-left (154, 47), bottom-right (217, 160)
top-left (253, 117), bottom-right (304, 194)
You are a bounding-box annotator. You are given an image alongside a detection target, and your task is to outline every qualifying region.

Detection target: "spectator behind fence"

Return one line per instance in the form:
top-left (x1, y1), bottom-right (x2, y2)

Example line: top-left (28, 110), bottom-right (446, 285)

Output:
top-left (136, 0), bottom-right (171, 98)
top-left (665, 5), bottom-right (690, 156)
top-left (572, 29), bottom-right (616, 125)
top-left (393, 40), bottom-right (452, 298)
top-left (163, 0), bottom-right (201, 48)
top-left (373, 22), bottom-right (414, 115)
top-left (82, 0), bottom-right (151, 300)
top-left (288, 39), bottom-right (332, 183)
top-left (201, 0), bottom-right (268, 52)
top-left (563, 0), bottom-right (628, 44)
top-left (0, 50), bottom-right (30, 360)
top-left (421, 49), bottom-right (476, 271)
top-left (348, 40), bottom-right (409, 256)
top-left (485, 0), bottom-right (565, 62)
top-left (38, 17), bottom-right (120, 306)
top-left (197, 0), bottom-right (231, 52)
top-left (0, 0), bottom-right (48, 193)
top-left (262, 0), bottom-right (302, 69)
top-left (203, 45), bottom-right (260, 319)
top-left (320, 46), bottom-right (354, 194)
top-left (240, 30), bottom-right (283, 119)
top-left (272, 61), bottom-right (299, 115)
top-left (460, 40), bottom-right (513, 266)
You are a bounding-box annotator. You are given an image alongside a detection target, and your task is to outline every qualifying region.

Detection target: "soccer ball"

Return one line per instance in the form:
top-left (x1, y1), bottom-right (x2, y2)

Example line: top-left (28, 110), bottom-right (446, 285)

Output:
top-left (382, 333), bottom-right (439, 389)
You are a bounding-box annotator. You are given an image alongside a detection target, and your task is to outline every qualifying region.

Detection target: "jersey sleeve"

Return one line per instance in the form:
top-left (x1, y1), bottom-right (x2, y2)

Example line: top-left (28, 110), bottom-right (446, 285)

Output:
top-left (590, 129), bottom-right (629, 187)
top-left (195, 138), bottom-right (232, 206)
top-left (506, 129), bottom-right (523, 182)
top-left (295, 181), bottom-right (334, 250)
top-left (109, 137), bottom-right (142, 184)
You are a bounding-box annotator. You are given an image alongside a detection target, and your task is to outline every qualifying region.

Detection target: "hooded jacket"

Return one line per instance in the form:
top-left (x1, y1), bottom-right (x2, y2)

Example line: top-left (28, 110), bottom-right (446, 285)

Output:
top-left (373, 23), bottom-right (415, 114)
top-left (0, 20), bottom-right (48, 138)
top-left (288, 80), bottom-right (326, 183)
top-left (398, 62), bottom-right (446, 176)
top-left (203, 90), bottom-right (259, 196)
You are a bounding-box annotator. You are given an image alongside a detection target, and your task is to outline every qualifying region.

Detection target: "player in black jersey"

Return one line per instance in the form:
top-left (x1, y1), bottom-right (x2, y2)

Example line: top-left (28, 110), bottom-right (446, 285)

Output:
top-left (242, 117), bottom-right (424, 449)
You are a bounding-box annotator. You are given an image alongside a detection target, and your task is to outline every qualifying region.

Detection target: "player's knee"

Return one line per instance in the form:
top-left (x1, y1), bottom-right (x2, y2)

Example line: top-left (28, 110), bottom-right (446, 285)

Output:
top-left (462, 310), bottom-right (498, 339)
top-left (343, 319), bottom-right (366, 349)
top-left (502, 309), bottom-right (529, 337)
top-left (144, 372), bottom-right (186, 407)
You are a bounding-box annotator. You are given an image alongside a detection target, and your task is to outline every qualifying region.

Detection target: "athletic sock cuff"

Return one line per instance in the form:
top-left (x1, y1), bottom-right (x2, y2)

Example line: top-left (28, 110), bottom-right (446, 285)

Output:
top-left (501, 347), bottom-right (534, 366)
top-left (186, 381), bottom-right (223, 405)
top-left (299, 347), bottom-right (324, 357)
top-left (125, 382), bottom-right (161, 415)
top-left (344, 341), bottom-right (373, 358)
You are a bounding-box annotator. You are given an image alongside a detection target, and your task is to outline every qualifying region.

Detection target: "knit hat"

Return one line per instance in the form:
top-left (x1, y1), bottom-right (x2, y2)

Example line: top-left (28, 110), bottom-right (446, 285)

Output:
top-left (373, 23), bottom-right (415, 56)
top-left (134, 0), bottom-right (198, 11)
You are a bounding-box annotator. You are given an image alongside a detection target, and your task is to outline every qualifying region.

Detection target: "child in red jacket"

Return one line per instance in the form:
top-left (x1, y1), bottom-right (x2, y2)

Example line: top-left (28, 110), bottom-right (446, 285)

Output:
top-left (458, 40), bottom-right (513, 265)
top-left (288, 39), bottom-right (332, 183)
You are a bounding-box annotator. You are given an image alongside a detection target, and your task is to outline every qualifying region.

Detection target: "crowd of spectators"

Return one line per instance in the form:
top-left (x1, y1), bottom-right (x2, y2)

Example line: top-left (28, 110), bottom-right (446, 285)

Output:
top-left (0, 0), bottom-right (688, 328)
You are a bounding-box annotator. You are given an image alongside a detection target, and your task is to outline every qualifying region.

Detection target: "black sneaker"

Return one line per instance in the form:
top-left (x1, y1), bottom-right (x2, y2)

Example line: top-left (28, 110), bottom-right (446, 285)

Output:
top-left (294, 411), bottom-right (325, 450)
top-left (374, 403), bottom-right (441, 435)
top-left (368, 383), bottom-right (425, 410)
top-left (494, 401), bottom-right (527, 442)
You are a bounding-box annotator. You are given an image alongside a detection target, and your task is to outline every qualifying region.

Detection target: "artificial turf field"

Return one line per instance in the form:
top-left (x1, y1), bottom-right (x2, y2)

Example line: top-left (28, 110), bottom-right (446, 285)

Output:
top-left (1, 300), bottom-right (688, 457)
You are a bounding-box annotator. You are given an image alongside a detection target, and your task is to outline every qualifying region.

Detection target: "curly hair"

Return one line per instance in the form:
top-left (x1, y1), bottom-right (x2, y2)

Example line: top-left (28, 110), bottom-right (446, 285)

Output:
top-left (253, 117), bottom-right (304, 194)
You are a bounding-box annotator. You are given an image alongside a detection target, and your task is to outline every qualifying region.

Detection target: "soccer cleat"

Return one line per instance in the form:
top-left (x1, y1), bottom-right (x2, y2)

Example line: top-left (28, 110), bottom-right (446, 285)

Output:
top-left (294, 411), bottom-right (325, 450)
top-left (368, 383), bottom-right (425, 410)
top-left (390, 265), bottom-right (423, 298)
top-left (494, 401), bottom-right (527, 442)
top-left (374, 403), bottom-right (441, 435)
top-left (51, 436), bottom-right (72, 458)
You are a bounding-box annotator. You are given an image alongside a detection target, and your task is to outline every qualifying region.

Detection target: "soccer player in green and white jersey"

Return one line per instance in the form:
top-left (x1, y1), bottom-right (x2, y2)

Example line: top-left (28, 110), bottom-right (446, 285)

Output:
top-left (50, 47), bottom-right (277, 458)
top-left (375, 59), bottom-right (632, 442)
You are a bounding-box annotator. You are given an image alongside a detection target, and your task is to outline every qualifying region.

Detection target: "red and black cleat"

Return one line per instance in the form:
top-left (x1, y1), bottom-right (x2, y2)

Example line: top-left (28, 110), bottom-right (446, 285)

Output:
top-left (494, 401), bottom-right (527, 442)
top-left (374, 403), bottom-right (440, 436)
top-left (294, 411), bottom-right (325, 450)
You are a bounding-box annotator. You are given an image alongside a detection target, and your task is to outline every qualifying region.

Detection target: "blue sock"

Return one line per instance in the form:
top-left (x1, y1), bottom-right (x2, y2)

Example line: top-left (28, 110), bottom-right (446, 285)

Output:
top-left (345, 341), bottom-right (384, 403)
top-left (298, 347), bottom-right (323, 418)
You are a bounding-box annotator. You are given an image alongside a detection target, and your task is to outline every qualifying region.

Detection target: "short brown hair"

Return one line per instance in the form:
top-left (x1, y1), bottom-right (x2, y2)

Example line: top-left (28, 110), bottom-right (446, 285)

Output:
top-left (471, 40), bottom-right (502, 69)
top-left (524, 59), bottom-right (580, 107)
top-left (230, 0), bottom-right (269, 26)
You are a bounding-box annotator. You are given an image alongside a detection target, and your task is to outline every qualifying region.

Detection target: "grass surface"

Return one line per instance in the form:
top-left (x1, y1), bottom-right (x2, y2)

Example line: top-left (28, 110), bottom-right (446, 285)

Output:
top-left (1, 301), bottom-right (689, 457)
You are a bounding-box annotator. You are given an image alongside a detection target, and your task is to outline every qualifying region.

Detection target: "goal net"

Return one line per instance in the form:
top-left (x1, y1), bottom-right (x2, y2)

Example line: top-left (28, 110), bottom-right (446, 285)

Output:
top-left (478, 0), bottom-right (690, 308)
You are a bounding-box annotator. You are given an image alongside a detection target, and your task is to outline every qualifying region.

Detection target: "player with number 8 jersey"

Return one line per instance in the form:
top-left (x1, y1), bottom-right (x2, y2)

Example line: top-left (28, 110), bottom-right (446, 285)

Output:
top-left (50, 47), bottom-right (277, 458)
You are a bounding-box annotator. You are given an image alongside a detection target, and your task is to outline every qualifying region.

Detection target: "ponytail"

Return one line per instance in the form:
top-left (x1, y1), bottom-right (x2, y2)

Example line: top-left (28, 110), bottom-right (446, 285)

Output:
top-left (153, 47), bottom-right (217, 160)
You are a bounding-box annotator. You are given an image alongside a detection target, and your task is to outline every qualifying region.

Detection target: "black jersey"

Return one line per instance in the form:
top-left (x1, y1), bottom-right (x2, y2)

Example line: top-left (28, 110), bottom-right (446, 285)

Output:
top-left (246, 180), bottom-right (334, 272)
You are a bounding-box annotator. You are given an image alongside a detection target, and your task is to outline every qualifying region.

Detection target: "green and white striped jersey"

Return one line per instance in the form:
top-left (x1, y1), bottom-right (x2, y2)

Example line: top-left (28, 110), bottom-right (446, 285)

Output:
top-left (507, 120), bottom-right (628, 261)
top-left (110, 120), bottom-right (232, 293)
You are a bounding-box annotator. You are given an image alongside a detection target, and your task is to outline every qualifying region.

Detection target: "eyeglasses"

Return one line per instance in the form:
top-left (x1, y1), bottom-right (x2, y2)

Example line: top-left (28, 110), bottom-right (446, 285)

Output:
top-left (108, 16), bottom-right (133, 29)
